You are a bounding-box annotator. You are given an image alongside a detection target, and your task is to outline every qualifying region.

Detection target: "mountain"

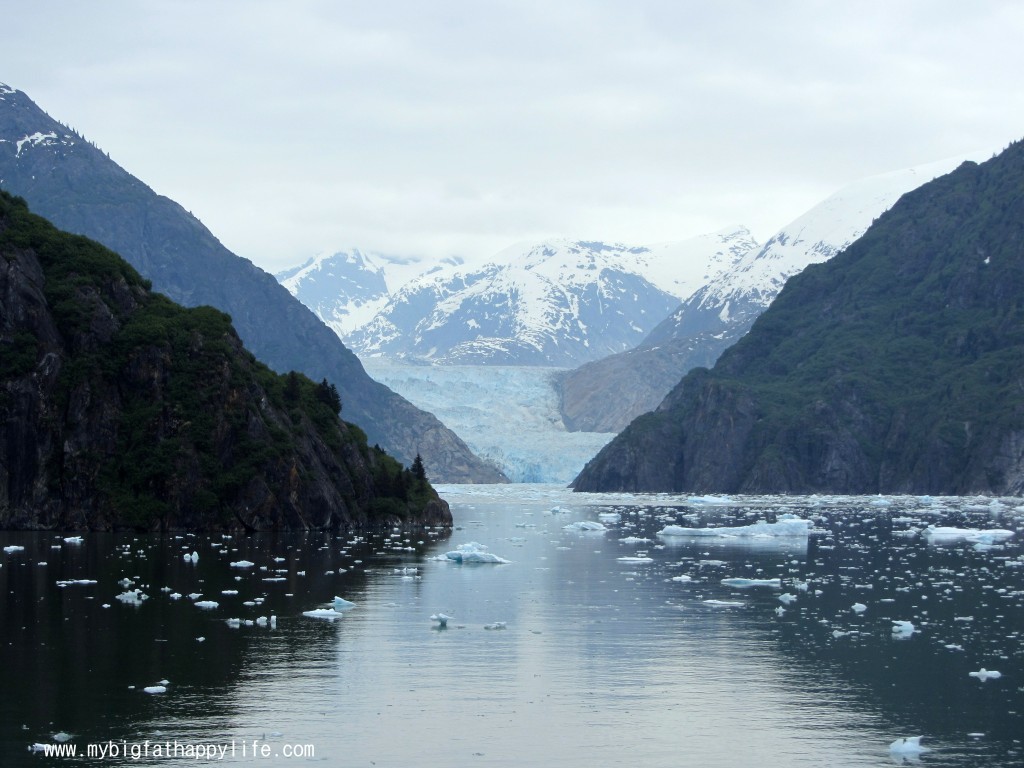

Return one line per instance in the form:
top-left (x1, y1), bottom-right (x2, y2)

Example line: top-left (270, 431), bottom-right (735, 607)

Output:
top-left (558, 153), bottom-right (990, 433)
top-left (341, 230), bottom-right (757, 366)
top-left (0, 82), bottom-right (503, 483)
top-left (0, 192), bottom-right (452, 531)
top-left (573, 142), bottom-right (1024, 495)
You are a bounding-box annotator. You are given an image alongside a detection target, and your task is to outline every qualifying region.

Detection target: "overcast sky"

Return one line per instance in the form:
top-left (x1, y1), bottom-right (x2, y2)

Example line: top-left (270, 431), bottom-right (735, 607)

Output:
top-left (4, 1), bottom-right (1024, 272)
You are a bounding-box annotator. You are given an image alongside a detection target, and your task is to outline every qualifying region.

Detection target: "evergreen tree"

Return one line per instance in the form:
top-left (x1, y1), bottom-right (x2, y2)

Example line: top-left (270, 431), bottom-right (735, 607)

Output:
top-left (412, 453), bottom-right (427, 486)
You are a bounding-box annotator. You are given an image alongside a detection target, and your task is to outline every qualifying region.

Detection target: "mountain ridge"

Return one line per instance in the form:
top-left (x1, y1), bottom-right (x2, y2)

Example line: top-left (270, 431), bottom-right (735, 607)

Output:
top-left (573, 141), bottom-right (1024, 495)
top-left (0, 82), bottom-right (504, 483)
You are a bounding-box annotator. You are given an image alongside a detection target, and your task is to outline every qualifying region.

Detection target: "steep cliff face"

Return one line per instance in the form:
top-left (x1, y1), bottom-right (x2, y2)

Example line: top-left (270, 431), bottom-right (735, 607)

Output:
top-left (0, 83), bottom-right (502, 483)
top-left (0, 193), bottom-right (452, 531)
top-left (574, 143), bottom-right (1024, 495)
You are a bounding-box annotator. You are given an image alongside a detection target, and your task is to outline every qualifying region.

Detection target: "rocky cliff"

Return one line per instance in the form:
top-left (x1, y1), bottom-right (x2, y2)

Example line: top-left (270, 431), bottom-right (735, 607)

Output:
top-left (574, 142), bottom-right (1024, 495)
top-left (0, 192), bottom-right (452, 531)
top-left (0, 83), bottom-right (503, 483)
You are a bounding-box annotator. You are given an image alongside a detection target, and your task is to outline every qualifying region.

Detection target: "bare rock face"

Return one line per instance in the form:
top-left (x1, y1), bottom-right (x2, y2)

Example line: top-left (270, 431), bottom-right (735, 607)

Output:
top-left (0, 193), bottom-right (452, 531)
top-left (575, 143), bottom-right (1024, 496)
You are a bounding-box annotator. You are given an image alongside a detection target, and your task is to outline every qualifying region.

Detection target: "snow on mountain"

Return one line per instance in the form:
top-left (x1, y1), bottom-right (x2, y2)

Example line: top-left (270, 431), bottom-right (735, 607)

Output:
top-left (363, 359), bottom-right (614, 483)
top-left (558, 151), bottom-right (998, 434)
top-left (644, 151), bottom-right (994, 350)
top-left (275, 249), bottom-right (449, 340)
top-left (341, 229), bottom-right (757, 366)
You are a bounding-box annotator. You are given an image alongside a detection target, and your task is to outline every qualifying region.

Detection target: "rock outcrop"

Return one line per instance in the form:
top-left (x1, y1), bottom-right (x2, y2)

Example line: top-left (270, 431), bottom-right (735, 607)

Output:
top-left (0, 83), bottom-right (503, 483)
top-left (0, 192), bottom-right (452, 531)
top-left (574, 142), bottom-right (1024, 495)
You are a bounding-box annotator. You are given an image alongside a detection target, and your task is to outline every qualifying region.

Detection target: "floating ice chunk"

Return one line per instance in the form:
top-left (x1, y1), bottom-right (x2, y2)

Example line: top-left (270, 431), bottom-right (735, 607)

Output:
top-left (703, 600), bottom-right (744, 607)
top-left (484, 621), bottom-right (507, 630)
top-left (332, 596), bottom-right (357, 610)
top-left (56, 579), bottom-right (97, 587)
top-left (52, 732), bottom-right (72, 742)
top-left (143, 685), bottom-right (167, 694)
top-left (437, 542), bottom-right (511, 563)
top-left (671, 574), bottom-right (693, 582)
top-left (4, 545), bottom-right (25, 554)
top-left (225, 618), bottom-right (242, 628)
top-left (969, 668), bottom-right (1002, 682)
top-left (188, 593), bottom-right (202, 600)
top-left (28, 743), bottom-right (49, 752)
top-left (889, 736), bottom-right (927, 755)
top-left (721, 578), bottom-right (781, 588)
top-left (230, 560), bottom-right (255, 568)
top-left (778, 593), bottom-right (797, 605)
top-left (869, 497), bottom-right (893, 507)
top-left (891, 620), bottom-right (917, 638)
top-left (852, 603), bottom-right (867, 613)
top-left (302, 608), bottom-right (344, 621)
top-left (184, 551), bottom-right (199, 563)
top-left (617, 556), bottom-right (654, 564)
top-left (563, 521), bottom-right (607, 533)
top-left (194, 600), bottom-right (219, 610)
top-left (431, 613), bottom-right (452, 627)
top-left (687, 495), bottom-right (734, 505)
top-left (63, 536), bottom-right (83, 544)
top-left (620, 536), bottom-right (651, 544)
top-left (116, 589), bottom-right (147, 604)
top-left (658, 514), bottom-right (811, 539)
top-left (924, 526), bottom-right (1014, 545)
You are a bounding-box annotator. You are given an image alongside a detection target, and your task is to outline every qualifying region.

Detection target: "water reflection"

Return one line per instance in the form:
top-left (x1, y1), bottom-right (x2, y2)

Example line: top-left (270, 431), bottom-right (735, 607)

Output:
top-left (2, 489), bottom-right (1021, 767)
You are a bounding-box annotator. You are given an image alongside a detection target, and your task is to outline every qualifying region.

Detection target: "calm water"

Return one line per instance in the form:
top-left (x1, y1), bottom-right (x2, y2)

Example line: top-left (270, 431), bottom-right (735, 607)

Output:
top-left (2, 485), bottom-right (1022, 767)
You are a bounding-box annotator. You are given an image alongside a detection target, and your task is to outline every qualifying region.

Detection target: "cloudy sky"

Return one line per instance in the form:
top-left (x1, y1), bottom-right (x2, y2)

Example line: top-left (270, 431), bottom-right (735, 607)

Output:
top-left (5, 1), bottom-right (1024, 272)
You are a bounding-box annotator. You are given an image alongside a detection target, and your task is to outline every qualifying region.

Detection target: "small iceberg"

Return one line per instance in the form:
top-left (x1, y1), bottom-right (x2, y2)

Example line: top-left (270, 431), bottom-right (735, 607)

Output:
top-left (116, 589), bottom-right (147, 605)
top-left (143, 685), bottom-right (167, 694)
top-left (924, 526), bottom-right (1014, 545)
top-left (889, 736), bottom-right (928, 755)
top-left (63, 536), bottom-right (84, 544)
top-left (194, 600), bottom-right (219, 610)
top-left (332, 596), bottom-right (357, 610)
top-left (703, 599), bottom-right (744, 607)
top-left (3, 545), bottom-right (25, 554)
top-left (303, 608), bottom-right (345, 621)
top-left (658, 514), bottom-right (811, 538)
top-left (184, 551), bottom-right (199, 563)
top-left (436, 542), bottom-right (510, 564)
top-left (617, 556), bottom-right (654, 564)
top-left (891, 620), bottom-right (917, 638)
top-left (431, 613), bottom-right (452, 627)
top-left (483, 621), bottom-right (507, 630)
top-left (721, 577), bottom-right (781, 588)
top-left (969, 668), bottom-right (1002, 682)
top-left (563, 521), bottom-right (607, 532)
top-left (230, 560), bottom-right (255, 568)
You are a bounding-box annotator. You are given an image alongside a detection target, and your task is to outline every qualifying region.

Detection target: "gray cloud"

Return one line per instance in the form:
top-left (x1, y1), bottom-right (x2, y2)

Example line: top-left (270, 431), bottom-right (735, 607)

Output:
top-left (4, 0), bottom-right (1024, 271)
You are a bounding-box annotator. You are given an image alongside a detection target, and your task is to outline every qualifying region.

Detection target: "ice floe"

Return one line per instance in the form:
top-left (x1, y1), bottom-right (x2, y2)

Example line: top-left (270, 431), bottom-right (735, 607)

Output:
top-left (889, 736), bottom-right (928, 755)
top-left (563, 521), bottom-right (607, 532)
top-left (969, 668), bottom-right (1002, 681)
top-left (658, 514), bottom-right (811, 538)
top-left (924, 526), bottom-right (1015, 545)
top-left (720, 577), bottom-right (781, 588)
top-left (230, 560), bottom-right (255, 568)
top-left (435, 542), bottom-right (511, 564)
top-left (302, 608), bottom-right (345, 621)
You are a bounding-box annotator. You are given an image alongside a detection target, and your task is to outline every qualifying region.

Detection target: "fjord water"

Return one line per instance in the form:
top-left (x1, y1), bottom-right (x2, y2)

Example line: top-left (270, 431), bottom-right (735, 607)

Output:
top-left (2, 487), bottom-right (1022, 767)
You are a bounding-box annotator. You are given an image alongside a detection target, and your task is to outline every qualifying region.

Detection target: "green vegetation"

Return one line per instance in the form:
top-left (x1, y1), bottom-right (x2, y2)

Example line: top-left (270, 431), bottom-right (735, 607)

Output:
top-left (578, 141), bottom-right (1024, 494)
top-left (0, 192), bottom-right (444, 530)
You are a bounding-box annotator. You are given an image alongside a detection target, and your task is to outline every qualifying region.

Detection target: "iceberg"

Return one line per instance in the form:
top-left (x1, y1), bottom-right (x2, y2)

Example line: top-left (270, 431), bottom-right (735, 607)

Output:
top-left (889, 736), bottom-right (927, 755)
top-left (431, 613), bottom-right (452, 627)
top-left (720, 577), bottom-right (781, 588)
top-left (658, 514), bottom-right (811, 538)
top-left (891, 620), bottom-right (917, 638)
top-left (437, 542), bottom-right (511, 564)
top-left (563, 521), bottom-right (608, 532)
top-left (302, 608), bottom-right (345, 621)
top-left (969, 668), bottom-right (1002, 682)
top-left (194, 600), bottom-right (219, 610)
top-left (924, 526), bottom-right (1014, 545)
top-left (332, 596), bottom-right (357, 610)
top-left (3, 545), bottom-right (25, 554)
top-left (143, 685), bottom-right (167, 694)
top-left (230, 560), bottom-right (255, 568)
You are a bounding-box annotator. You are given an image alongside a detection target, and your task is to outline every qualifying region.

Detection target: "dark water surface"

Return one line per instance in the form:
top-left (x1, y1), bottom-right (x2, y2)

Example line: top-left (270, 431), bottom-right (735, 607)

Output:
top-left (2, 486), bottom-right (1022, 766)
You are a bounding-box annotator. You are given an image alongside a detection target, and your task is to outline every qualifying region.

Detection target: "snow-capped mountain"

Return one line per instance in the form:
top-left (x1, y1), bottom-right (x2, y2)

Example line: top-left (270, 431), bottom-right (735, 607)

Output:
top-left (559, 151), bottom-right (994, 433)
top-left (340, 229), bottom-right (757, 366)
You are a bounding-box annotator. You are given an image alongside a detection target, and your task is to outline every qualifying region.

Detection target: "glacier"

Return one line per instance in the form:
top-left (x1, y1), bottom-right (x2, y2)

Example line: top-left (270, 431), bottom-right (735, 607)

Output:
top-left (362, 359), bottom-right (614, 484)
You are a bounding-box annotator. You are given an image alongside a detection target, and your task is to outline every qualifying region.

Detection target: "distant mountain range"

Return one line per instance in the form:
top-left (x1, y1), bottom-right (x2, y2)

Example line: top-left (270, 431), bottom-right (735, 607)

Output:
top-left (557, 153), bottom-right (991, 432)
top-left (279, 231), bottom-right (758, 366)
top-left (573, 140), bottom-right (1024, 495)
top-left (0, 82), bottom-right (504, 483)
